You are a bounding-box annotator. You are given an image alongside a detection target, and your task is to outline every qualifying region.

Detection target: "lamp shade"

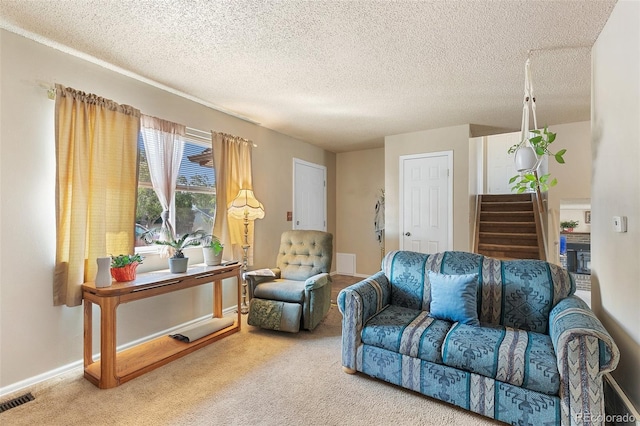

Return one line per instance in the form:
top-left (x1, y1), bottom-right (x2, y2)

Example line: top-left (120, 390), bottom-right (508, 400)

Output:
top-left (227, 189), bottom-right (265, 220)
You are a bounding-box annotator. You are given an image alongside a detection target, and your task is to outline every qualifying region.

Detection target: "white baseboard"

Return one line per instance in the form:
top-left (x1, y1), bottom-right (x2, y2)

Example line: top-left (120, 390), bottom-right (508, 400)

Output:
top-left (0, 306), bottom-right (238, 399)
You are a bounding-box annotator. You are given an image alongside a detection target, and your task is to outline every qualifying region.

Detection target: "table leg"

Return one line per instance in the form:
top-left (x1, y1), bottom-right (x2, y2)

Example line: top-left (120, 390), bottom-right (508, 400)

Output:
top-left (83, 300), bottom-right (93, 368)
top-left (214, 281), bottom-right (222, 318)
top-left (99, 296), bottom-right (119, 389)
top-left (236, 269), bottom-right (242, 330)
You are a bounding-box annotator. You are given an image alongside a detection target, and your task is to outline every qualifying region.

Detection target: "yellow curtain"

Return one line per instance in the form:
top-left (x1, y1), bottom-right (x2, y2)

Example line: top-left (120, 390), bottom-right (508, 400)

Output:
top-left (53, 84), bottom-right (140, 307)
top-left (211, 132), bottom-right (256, 264)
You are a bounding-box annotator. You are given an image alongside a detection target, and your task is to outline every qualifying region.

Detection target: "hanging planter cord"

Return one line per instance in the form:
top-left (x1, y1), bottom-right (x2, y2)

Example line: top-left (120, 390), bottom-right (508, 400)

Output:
top-left (515, 53), bottom-right (545, 212)
top-left (515, 55), bottom-right (542, 172)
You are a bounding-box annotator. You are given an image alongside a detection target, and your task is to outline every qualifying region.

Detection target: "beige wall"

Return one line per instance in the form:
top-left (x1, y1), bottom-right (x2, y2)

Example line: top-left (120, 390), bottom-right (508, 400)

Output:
top-left (545, 121), bottom-right (592, 263)
top-left (336, 148), bottom-right (385, 276)
top-left (468, 137), bottom-right (483, 249)
top-left (250, 131), bottom-right (337, 271)
top-left (384, 125), bottom-right (472, 252)
top-left (0, 30), bottom-right (335, 391)
top-left (591, 0), bottom-right (640, 411)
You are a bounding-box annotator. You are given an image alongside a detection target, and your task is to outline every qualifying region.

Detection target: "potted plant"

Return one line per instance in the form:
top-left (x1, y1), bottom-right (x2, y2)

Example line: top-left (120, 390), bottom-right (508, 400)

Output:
top-left (150, 231), bottom-right (204, 273)
top-left (508, 126), bottom-right (566, 193)
top-left (110, 254), bottom-right (144, 282)
top-left (201, 234), bottom-right (224, 266)
top-left (560, 220), bottom-right (579, 232)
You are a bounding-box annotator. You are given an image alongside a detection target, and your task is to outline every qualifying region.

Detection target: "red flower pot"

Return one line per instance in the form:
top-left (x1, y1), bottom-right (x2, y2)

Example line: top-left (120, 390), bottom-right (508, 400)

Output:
top-left (110, 262), bottom-right (139, 282)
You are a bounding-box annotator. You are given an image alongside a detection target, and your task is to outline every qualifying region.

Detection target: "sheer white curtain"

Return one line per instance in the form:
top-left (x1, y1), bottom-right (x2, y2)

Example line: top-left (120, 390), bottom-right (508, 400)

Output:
top-left (140, 115), bottom-right (185, 245)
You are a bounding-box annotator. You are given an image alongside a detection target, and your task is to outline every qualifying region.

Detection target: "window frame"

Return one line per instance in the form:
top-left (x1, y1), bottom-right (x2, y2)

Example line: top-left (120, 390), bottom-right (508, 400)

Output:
top-left (135, 131), bottom-right (215, 254)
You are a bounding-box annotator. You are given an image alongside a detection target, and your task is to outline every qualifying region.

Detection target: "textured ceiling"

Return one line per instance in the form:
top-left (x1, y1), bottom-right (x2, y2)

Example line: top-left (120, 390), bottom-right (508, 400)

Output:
top-left (0, 1), bottom-right (616, 152)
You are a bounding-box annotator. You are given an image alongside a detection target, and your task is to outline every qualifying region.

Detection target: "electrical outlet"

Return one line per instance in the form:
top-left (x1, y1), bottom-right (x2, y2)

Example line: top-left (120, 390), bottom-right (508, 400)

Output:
top-left (613, 216), bottom-right (627, 233)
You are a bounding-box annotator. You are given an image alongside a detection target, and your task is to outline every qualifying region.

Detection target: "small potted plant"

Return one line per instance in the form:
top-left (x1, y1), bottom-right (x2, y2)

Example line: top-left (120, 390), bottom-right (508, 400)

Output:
top-left (560, 220), bottom-right (579, 232)
top-left (201, 234), bottom-right (224, 266)
top-left (110, 254), bottom-right (144, 282)
top-left (152, 231), bottom-right (204, 273)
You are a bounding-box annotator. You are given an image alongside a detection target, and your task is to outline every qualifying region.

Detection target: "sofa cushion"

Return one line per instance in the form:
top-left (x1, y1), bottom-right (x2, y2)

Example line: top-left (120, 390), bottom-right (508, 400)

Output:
top-left (361, 305), bottom-right (453, 364)
top-left (253, 279), bottom-right (305, 303)
top-left (428, 271), bottom-right (479, 326)
top-left (442, 322), bottom-right (559, 395)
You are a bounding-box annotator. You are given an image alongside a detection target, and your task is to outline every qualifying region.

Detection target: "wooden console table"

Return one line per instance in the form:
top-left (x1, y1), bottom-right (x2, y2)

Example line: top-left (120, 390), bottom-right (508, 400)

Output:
top-left (82, 263), bottom-right (241, 389)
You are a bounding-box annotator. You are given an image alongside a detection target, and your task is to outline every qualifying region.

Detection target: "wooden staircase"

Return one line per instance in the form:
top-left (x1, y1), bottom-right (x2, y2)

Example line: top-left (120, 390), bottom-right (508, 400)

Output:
top-left (474, 193), bottom-right (546, 260)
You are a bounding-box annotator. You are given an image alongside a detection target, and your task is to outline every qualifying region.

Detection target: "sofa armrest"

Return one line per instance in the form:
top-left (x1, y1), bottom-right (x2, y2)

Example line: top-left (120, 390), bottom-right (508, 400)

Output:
top-left (337, 271), bottom-right (391, 371)
top-left (549, 296), bottom-right (620, 425)
top-left (550, 296), bottom-right (619, 373)
top-left (337, 271), bottom-right (391, 319)
top-left (246, 268), bottom-right (281, 299)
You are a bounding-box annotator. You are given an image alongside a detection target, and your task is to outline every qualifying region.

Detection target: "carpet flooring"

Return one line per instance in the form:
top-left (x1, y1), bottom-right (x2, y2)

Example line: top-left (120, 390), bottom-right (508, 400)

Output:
top-left (1, 275), bottom-right (500, 426)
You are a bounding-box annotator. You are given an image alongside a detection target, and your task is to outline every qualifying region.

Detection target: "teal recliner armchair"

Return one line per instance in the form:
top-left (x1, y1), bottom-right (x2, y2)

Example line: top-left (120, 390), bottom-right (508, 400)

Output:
top-left (246, 230), bottom-right (333, 333)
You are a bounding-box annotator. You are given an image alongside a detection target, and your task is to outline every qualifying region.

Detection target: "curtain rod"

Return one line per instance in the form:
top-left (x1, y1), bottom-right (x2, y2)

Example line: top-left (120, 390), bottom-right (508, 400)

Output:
top-left (40, 84), bottom-right (257, 148)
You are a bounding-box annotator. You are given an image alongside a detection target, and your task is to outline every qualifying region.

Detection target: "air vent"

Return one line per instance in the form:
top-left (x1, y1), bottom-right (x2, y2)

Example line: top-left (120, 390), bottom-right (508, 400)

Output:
top-left (0, 392), bottom-right (34, 413)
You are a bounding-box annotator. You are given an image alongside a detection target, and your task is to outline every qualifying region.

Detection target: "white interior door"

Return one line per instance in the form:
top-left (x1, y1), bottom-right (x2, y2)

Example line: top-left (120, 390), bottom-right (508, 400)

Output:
top-left (293, 158), bottom-right (326, 231)
top-left (400, 152), bottom-right (452, 253)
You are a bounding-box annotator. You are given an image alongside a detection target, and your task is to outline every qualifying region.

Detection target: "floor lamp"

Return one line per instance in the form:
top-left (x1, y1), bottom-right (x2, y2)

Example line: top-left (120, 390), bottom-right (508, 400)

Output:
top-left (228, 189), bottom-right (265, 314)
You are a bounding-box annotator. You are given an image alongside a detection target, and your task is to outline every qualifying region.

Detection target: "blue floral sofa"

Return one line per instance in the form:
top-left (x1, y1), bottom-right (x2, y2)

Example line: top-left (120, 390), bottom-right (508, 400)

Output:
top-left (337, 251), bottom-right (619, 425)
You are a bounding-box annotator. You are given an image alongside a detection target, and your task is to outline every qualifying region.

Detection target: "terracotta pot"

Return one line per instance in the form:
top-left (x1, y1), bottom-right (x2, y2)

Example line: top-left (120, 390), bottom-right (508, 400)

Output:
top-left (110, 262), bottom-right (139, 282)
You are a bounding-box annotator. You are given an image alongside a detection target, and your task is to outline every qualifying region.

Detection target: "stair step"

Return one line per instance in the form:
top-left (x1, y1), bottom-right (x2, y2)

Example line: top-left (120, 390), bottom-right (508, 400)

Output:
top-left (479, 232), bottom-right (538, 238)
top-left (478, 232), bottom-right (538, 246)
top-left (478, 250), bottom-right (540, 260)
top-left (477, 244), bottom-right (541, 260)
top-left (480, 194), bottom-right (533, 203)
top-left (481, 201), bottom-right (534, 212)
top-left (479, 222), bottom-right (537, 233)
top-left (478, 243), bottom-right (540, 251)
top-left (480, 211), bottom-right (535, 222)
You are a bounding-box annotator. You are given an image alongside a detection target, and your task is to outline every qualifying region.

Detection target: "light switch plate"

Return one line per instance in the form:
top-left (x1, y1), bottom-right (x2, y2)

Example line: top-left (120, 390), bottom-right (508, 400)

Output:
top-left (613, 216), bottom-right (627, 233)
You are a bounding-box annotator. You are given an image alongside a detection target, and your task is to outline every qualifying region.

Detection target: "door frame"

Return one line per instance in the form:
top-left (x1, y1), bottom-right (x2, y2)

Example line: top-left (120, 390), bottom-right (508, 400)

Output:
top-left (399, 151), bottom-right (454, 251)
top-left (293, 158), bottom-right (327, 231)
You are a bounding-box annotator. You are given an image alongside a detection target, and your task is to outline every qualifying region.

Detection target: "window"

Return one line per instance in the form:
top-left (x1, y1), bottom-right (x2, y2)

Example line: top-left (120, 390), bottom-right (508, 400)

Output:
top-left (135, 133), bottom-right (216, 248)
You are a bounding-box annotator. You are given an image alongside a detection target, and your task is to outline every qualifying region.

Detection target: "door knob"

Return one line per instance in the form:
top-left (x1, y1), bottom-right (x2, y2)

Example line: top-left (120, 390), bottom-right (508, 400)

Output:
top-left (405, 232), bottom-right (411, 236)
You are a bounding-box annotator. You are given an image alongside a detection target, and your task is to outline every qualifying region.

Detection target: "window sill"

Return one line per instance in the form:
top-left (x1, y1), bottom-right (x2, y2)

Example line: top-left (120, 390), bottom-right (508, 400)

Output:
top-left (135, 246), bottom-right (204, 274)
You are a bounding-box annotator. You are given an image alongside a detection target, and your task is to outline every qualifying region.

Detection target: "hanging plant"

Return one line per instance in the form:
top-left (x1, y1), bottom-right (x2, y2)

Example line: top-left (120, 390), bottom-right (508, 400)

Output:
top-left (506, 55), bottom-right (567, 194)
top-left (508, 126), bottom-right (566, 193)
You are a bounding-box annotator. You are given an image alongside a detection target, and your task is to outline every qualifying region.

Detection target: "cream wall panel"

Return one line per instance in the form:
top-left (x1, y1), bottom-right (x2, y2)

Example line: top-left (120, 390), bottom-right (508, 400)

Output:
top-left (591, 0), bottom-right (640, 411)
top-left (336, 148), bottom-right (384, 275)
top-left (468, 137), bottom-right (483, 250)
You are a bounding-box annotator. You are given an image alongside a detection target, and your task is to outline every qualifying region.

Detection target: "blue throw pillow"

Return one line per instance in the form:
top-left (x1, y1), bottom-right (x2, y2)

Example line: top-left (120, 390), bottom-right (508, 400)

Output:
top-left (428, 271), bottom-right (480, 326)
